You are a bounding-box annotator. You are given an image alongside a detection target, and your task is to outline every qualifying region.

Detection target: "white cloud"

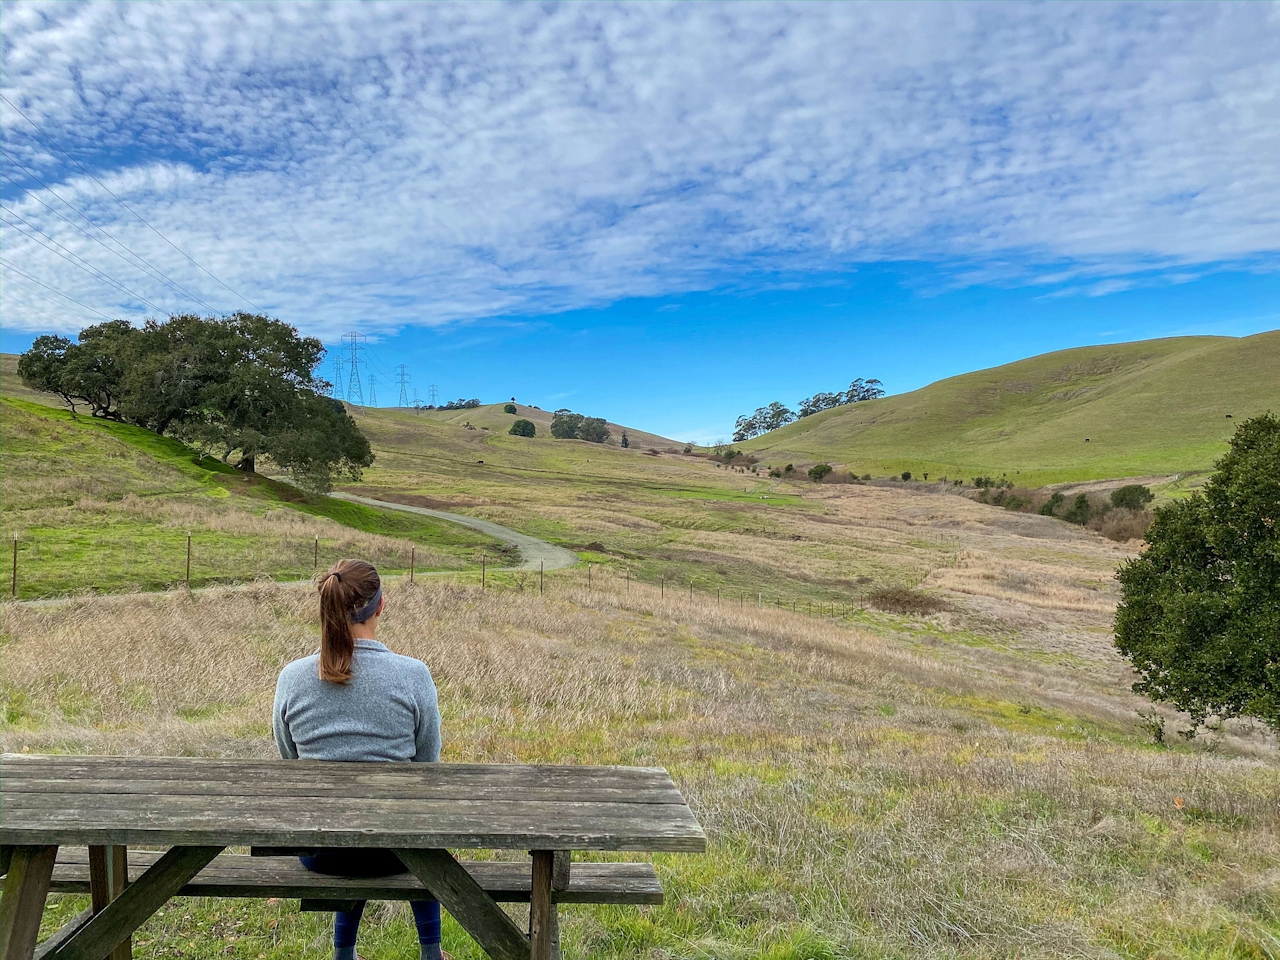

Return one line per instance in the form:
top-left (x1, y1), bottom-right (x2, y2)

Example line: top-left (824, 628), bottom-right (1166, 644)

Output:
top-left (1, 1), bottom-right (1277, 338)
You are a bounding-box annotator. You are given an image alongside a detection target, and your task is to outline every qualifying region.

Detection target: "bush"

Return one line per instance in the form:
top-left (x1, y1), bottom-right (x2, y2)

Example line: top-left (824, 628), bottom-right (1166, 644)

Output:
top-left (503, 403), bottom-right (517, 414)
top-left (900, 471), bottom-right (912, 482)
top-left (769, 468), bottom-right (782, 478)
top-left (1111, 484), bottom-right (1155, 510)
top-left (785, 464), bottom-right (795, 474)
top-left (863, 473), bottom-right (872, 481)
top-left (1095, 509), bottom-right (1152, 542)
top-left (1061, 493), bottom-right (1091, 524)
top-left (1039, 492), bottom-right (1065, 516)
top-left (808, 463), bottom-right (833, 482)
top-left (509, 419), bottom-right (536, 437)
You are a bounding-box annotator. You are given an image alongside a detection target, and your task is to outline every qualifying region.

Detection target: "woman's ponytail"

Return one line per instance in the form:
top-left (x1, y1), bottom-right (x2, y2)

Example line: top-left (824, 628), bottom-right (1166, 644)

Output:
top-left (315, 559), bottom-right (381, 684)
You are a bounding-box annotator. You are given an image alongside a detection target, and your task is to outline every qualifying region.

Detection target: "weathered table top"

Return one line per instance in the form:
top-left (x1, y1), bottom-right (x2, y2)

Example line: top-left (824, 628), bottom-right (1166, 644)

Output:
top-left (0, 754), bottom-right (707, 853)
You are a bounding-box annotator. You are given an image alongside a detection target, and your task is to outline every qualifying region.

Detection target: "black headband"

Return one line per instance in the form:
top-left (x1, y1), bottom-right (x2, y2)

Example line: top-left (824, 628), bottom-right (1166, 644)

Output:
top-left (350, 586), bottom-right (383, 624)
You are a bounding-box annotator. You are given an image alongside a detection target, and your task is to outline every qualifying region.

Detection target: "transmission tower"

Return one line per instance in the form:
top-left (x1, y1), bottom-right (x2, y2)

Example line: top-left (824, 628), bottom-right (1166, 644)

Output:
top-left (368, 373), bottom-right (378, 407)
top-left (429, 384), bottom-right (438, 406)
top-left (396, 365), bottom-right (411, 407)
top-left (340, 332), bottom-right (366, 405)
top-left (331, 352), bottom-right (345, 401)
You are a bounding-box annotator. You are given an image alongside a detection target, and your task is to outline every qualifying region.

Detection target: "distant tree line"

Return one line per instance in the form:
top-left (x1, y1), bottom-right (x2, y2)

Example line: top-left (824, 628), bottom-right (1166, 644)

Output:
top-left (734, 378), bottom-right (885, 441)
top-left (551, 408), bottom-right (611, 443)
top-left (415, 397), bottom-right (481, 411)
top-left (18, 315), bottom-right (373, 494)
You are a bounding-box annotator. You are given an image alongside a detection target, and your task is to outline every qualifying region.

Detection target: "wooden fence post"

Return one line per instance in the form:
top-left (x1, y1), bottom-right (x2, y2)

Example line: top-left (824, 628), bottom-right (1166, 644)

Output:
top-left (482, 553), bottom-right (486, 591)
top-left (689, 580), bottom-right (693, 600)
top-left (587, 563), bottom-right (591, 591)
top-left (660, 576), bottom-right (664, 598)
top-left (410, 546), bottom-right (415, 584)
top-left (314, 536), bottom-right (319, 569)
top-left (10, 535), bottom-right (17, 598)
top-left (185, 533), bottom-right (191, 588)
top-left (540, 559), bottom-right (544, 595)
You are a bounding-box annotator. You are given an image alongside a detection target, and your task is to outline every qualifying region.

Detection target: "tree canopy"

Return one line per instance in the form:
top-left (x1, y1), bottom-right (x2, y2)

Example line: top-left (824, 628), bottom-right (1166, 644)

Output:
top-left (509, 418), bottom-right (536, 437)
top-left (19, 314), bottom-right (373, 494)
top-left (1114, 414), bottom-right (1280, 730)
top-left (550, 408), bottom-right (611, 443)
top-left (734, 378), bottom-right (885, 440)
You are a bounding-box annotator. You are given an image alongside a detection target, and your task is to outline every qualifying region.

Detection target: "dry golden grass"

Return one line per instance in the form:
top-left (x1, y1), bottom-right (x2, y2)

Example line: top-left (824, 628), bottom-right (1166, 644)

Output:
top-left (3, 568), bottom-right (1277, 959)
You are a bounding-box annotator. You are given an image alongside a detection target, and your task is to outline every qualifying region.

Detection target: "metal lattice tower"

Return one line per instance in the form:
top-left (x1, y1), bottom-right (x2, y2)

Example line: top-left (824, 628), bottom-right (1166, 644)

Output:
top-left (368, 374), bottom-right (378, 407)
top-left (396, 365), bottom-right (411, 407)
top-left (331, 352), bottom-right (345, 401)
top-left (340, 332), bottom-right (366, 405)
top-left (429, 384), bottom-right (438, 406)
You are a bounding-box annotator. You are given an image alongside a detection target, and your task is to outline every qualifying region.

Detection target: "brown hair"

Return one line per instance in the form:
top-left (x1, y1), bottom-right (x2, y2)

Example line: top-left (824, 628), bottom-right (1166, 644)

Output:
top-left (315, 559), bottom-right (381, 684)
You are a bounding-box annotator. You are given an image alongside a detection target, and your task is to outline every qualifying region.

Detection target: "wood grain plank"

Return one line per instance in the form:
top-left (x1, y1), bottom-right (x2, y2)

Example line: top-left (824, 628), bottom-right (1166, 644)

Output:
top-left (45, 847), bottom-right (223, 960)
top-left (395, 849), bottom-right (529, 960)
top-left (0, 845), bottom-right (57, 960)
top-left (530, 851), bottom-right (554, 960)
top-left (43, 849), bottom-right (665, 905)
top-left (1, 794), bottom-right (706, 853)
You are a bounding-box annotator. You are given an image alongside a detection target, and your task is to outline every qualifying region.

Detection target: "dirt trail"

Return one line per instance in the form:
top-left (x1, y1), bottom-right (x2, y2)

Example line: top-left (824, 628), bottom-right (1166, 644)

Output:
top-left (331, 492), bottom-right (579, 572)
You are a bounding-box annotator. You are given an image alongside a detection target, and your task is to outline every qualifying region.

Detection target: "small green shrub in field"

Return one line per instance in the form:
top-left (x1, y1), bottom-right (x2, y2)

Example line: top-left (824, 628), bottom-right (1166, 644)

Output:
top-left (1111, 484), bottom-right (1154, 510)
top-left (863, 473), bottom-right (872, 481)
top-left (509, 419), bottom-right (536, 437)
top-left (808, 463), bottom-right (833, 482)
top-left (1039, 492), bottom-right (1065, 516)
top-left (503, 403), bottom-right (517, 414)
top-left (900, 470), bottom-right (912, 481)
top-left (1062, 493), bottom-right (1091, 524)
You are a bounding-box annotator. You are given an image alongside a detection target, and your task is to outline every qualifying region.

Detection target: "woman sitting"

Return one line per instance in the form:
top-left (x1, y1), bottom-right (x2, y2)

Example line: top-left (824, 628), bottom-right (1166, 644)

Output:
top-left (273, 559), bottom-right (445, 960)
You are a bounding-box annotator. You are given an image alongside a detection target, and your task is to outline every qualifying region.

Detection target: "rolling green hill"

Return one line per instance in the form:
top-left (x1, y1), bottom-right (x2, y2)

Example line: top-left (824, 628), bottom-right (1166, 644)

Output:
top-left (742, 331), bottom-right (1280, 485)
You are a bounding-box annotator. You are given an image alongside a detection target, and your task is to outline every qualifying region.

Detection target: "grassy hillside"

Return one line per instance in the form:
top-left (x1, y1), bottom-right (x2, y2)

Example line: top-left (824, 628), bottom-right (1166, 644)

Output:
top-left (402, 400), bottom-right (678, 449)
top-left (742, 332), bottom-right (1280, 485)
top-left (0, 395), bottom-right (504, 598)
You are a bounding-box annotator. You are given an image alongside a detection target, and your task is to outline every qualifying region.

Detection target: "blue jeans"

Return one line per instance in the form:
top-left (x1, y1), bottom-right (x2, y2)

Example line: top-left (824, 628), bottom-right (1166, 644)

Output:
top-left (299, 849), bottom-right (442, 949)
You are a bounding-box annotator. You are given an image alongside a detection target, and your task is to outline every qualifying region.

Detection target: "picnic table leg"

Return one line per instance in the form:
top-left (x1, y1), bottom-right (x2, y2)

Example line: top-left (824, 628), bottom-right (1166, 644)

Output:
top-left (43, 845), bottom-right (222, 960)
top-left (394, 849), bottom-right (528, 960)
top-left (0, 845), bottom-right (58, 960)
top-left (529, 851), bottom-right (556, 960)
top-left (87, 848), bottom-right (131, 960)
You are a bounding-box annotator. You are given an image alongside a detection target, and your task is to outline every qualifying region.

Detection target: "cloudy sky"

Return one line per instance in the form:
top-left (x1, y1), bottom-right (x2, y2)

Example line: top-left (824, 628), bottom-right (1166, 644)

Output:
top-left (2, 2), bottom-right (1277, 438)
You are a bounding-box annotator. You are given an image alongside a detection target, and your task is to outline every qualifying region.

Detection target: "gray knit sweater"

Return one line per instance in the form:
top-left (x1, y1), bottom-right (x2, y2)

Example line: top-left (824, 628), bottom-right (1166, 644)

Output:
top-left (273, 639), bottom-right (441, 763)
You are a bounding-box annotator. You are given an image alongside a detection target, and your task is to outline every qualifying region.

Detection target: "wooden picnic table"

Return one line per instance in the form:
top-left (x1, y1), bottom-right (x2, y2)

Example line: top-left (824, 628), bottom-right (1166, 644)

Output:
top-left (0, 754), bottom-right (706, 960)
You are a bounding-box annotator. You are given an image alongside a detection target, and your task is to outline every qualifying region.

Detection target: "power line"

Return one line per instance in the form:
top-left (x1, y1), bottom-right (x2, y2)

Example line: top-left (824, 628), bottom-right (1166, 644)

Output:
top-left (1, 207), bottom-right (169, 312)
top-left (1, 93), bottom-right (260, 311)
top-left (0, 257), bottom-right (115, 321)
top-left (368, 373), bottom-right (378, 407)
top-left (1, 160), bottom-right (214, 311)
top-left (396, 364), bottom-right (411, 407)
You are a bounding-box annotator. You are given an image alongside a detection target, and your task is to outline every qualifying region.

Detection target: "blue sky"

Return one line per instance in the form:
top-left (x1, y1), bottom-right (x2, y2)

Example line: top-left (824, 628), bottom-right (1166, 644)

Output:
top-left (1, 2), bottom-right (1277, 441)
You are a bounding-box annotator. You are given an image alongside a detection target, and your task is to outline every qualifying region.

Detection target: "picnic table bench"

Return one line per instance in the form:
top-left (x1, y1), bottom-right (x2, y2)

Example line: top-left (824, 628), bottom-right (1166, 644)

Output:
top-left (0, 755), bottom-right (706, 960)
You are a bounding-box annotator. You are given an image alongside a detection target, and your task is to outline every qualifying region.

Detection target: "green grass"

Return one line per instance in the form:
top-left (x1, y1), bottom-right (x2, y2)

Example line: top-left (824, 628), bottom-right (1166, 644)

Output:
top-left (742, 331), bottom-right (1280, 485)
top-left (0, 397), bottom-right (505, 598)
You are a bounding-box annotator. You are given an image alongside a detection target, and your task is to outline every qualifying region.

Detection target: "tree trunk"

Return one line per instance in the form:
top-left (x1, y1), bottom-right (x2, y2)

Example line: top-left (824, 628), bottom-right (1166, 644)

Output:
top-left (236, 454), bottom-right (255, 473)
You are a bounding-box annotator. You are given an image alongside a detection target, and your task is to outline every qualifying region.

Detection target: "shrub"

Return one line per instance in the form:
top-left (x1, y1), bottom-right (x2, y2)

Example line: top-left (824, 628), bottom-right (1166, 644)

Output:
top-left (683, 443), bottom-right (693, 454)
top-left (1039, 492), bottom-right (1065, 516)
top-left (900, 471), bottom-right (912, 482)
top-left (502, 403), bottom-right (517, 414)
top-left (1061, 493), bottom-right (1091, 524)
top-left (785, 464), bottom-right (795, 474)
top-left (1095, 509), bottom-right (1153, 542)
top-left (769, 468), bottom-right (782, 478)
top-left (509, 419), bottom-right (536, 437)
top-left (808, 463), bottom-right (833, 482)
top-left (621, 431), bottom-right (630, 448)
top-left (1111, 484), bottom-right (1155, 510)
top-left (862, 473), bottom-right (872, 481)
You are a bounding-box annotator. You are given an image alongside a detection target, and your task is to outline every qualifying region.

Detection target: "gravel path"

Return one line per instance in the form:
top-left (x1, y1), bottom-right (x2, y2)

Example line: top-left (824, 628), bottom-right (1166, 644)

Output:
top-left (332, 492), bottom-right (579, 571)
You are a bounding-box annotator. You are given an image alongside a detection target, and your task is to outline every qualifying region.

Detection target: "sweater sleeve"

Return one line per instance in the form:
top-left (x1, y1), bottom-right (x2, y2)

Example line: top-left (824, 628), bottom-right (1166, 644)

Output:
top-left (413, 663), bottom-right (442, 763)
top-left (272, 672), bottom-right (299, 760)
